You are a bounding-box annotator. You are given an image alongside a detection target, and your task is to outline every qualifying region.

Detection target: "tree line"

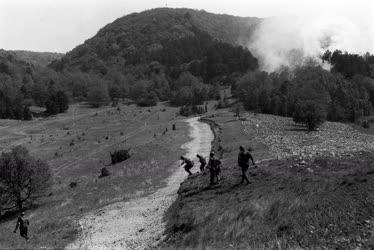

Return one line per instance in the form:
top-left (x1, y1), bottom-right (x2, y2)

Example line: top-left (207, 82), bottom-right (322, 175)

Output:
top-left (235, 58), bottom-right (374, 130)
top-left (0, 54), bottom-right (69, 120)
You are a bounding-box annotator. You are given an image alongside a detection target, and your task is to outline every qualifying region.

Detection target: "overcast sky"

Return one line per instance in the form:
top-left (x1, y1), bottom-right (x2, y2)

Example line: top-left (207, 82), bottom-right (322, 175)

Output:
top-left (0, 0), bottom-right (373, 53)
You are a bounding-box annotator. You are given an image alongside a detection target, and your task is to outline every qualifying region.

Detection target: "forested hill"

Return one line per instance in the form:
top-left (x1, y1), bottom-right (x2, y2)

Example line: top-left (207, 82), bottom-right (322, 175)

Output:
top-left (0, 50), bottom-right (63, 68)
top-left (50, 8), bottom-right (260, 76)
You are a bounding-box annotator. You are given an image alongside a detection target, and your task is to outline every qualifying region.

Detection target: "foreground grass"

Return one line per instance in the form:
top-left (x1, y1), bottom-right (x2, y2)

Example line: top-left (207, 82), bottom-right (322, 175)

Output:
top-left (0, 103), bottom-right (190, 249)
top-left (162, 111), bottom-right (374, 249)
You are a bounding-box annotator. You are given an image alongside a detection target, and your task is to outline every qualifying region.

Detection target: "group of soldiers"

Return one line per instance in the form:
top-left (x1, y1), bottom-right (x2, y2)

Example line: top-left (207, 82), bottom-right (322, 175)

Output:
top-left (13, 146), bottom-right (255, 242)
top-left (180, 145), bottom-right (256, 185)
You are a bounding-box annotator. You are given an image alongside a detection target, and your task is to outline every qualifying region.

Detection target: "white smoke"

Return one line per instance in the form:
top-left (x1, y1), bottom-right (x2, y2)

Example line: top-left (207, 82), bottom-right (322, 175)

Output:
top-left (249, 14), bottom-right (374, 72)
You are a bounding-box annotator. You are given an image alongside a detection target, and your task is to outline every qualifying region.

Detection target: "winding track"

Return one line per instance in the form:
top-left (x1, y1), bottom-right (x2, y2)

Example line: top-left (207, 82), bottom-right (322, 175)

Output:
top-left (66, 117), bottom-right (214, 250)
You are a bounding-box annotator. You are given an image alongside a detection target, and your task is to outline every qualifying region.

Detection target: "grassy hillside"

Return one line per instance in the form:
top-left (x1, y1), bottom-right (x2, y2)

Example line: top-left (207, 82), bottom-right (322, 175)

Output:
top-left (162, 111), bottom-right (374, 249)
top-left (0, 103), bottom-right (190, 249)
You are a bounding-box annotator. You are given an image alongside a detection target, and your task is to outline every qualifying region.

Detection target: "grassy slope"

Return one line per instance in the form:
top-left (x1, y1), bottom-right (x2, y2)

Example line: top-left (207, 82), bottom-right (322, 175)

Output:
top-left (0, 103), bottom-right (190, 249)
top-left (163, 111), bottom-right (374, 249)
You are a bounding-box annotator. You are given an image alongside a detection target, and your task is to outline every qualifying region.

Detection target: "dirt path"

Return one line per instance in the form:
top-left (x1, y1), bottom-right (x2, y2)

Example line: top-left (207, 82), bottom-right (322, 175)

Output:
top-left (66, 117), bottom-right (214, 250)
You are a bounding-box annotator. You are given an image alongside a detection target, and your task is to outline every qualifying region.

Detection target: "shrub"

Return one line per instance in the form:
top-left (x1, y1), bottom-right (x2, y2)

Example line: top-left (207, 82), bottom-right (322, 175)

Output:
top-left (179, 105), bottom-right (205, 116)
top-left (137, 92), bottom-right (158, 107)
top-left (23, 106), bottom-right (32, 120)
top-left (0, 146), bottom-right (51, 211)
top-left (362, 120), bottom-right (370, 129)
top-left (110, 149), bottom-right (131, 165)
top-left (293, 101), bottom-right (327, 131)
top-left (99, 167), bottom-right (110, 178)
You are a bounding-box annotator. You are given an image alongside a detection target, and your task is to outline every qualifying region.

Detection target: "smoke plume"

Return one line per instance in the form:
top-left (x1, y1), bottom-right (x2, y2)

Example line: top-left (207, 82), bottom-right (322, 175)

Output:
top-left (248, 14), bottom-right (374, 72)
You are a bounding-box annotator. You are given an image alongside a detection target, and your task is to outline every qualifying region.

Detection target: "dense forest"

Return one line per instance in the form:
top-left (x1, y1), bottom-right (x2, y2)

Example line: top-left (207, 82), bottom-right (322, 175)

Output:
top-left (1, 8), bottom-right (374, 130)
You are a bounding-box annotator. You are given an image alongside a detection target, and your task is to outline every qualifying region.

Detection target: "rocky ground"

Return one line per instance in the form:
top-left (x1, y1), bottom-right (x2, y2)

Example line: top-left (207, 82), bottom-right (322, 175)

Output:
top-left (243, 114), bottom-right (374, 161)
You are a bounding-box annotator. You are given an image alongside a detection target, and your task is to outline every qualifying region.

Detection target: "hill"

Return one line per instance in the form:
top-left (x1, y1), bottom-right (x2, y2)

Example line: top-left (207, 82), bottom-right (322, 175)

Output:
top-left (50, 8), bottom-right (260, 79)
top-left (0, 49), bottom-right (63, 68)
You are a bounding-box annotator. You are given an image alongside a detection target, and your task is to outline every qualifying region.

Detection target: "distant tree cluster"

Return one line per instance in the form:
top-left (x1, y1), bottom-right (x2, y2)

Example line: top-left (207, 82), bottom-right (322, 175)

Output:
top-left (322, 50), bottom-right (374, 78)
top-left (0, 52), bottom-right (70, 120)
top-left (235, 61), bottom-right (374, 131)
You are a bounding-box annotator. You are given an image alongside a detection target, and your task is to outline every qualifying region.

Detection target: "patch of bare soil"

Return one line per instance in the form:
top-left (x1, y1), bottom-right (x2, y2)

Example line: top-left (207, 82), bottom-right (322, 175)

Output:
top-left (66, 117), bottom-right (214, 249)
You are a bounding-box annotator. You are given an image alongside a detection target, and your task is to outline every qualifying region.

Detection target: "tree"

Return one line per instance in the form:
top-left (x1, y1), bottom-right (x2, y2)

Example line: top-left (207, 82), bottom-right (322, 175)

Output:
top-left (170, 87), bottom-right (193, 106)
top-left (23, 106), bottom-right (32, 121)
top-left (109, 86), bottom-right (121, 101)
top-left (45, 96), bottom-right (59, 115)
top-left (87, 82), bottom-right (110, 108)
top-left (55, 91), bottom-right (69, 113)
top-left (137, 91), bottom-right (159, 107)
top-left (0, 146), bottom-right (51, 211)
top-left (293, 101), bottom-right (327, 131)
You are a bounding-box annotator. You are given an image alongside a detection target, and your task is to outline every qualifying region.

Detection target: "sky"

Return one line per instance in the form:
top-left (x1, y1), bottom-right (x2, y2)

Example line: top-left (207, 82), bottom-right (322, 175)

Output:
top-left (0, 0), bottom-right (373, 53)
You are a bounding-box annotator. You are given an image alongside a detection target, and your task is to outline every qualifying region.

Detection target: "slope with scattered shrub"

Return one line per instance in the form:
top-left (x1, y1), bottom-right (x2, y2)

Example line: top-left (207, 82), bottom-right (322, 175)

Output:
top-left (162, 111), bottom-right (374, 249)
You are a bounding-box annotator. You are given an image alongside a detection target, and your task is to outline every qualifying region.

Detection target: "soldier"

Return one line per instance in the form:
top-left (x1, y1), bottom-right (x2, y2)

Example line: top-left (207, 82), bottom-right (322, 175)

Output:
top-left (196, 154), bottom-right (207, 173)
top-left (208, 152), bottom-right (221, 185)
top-left (14, 212), bottom-right (30, 240)
top-left (180, 156), bottom-right (194, 176)
top-left (238, 146), bottom-right (255, 185)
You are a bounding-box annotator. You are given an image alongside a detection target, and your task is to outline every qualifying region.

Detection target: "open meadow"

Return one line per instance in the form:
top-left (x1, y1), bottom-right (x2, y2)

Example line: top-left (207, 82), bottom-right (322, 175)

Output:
top-left (0, 103), bottom-right (190, 249)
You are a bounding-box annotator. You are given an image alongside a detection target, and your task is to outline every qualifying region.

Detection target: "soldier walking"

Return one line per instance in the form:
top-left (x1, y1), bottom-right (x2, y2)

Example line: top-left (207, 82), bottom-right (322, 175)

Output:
top-left (180, 156), bottom-right (194, 176)
top-left (14, 212), bottom-right (30, 240)
top-left (196, 154), bottom-right (207, 173)
top-left (238, 146), bottom-right (255, 185)
top-left (208, 152), bottom-right (221, 185)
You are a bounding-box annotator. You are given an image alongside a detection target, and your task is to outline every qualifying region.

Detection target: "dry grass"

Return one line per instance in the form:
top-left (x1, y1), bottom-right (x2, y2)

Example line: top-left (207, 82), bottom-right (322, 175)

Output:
top-left (162, 111), bottom-right (374, 249)
top-left (0, 102), bottom-right (190, 249)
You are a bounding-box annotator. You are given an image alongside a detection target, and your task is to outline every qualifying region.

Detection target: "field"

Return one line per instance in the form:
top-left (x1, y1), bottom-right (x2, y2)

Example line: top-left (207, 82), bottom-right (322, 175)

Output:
top-left (163, 110), bottom-right (374, 249)
top-left (0, 103), bottom-right (190, 249)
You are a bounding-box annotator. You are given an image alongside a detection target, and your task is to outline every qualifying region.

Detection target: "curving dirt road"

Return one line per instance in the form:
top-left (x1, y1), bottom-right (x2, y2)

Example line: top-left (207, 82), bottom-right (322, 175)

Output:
top-left (66, 117), bottom-right (214, 250)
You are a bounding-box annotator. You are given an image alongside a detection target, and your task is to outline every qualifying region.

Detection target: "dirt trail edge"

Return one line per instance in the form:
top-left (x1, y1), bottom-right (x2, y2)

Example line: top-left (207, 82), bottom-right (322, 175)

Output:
top-left (66, 117), bottom-right (214, 250)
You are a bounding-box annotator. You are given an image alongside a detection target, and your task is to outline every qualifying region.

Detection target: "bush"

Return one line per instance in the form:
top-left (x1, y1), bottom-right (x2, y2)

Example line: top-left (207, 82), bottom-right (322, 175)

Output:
top-left (110, 149), bottom-right (131, 165)
top-left (362, 120), bottom-right (370, 129)
top-left (0, 146), bottom-right (51, 211)
top-left (179, 105), bottom-right (205, 116)
top-left (23, 106), bottom-right (32, 120)
top-left (99, 167), bottom-right (110, 178)
top-left (137, 92), bottom-right (158, 107)
top-left (293, 101), bottom-right (327, 131)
